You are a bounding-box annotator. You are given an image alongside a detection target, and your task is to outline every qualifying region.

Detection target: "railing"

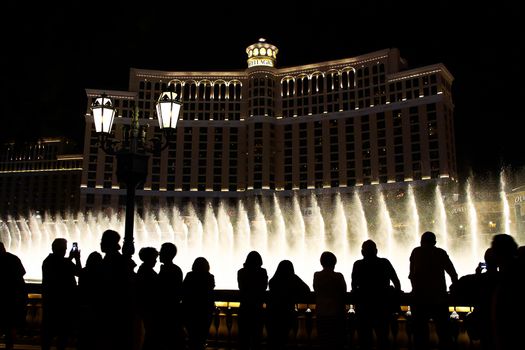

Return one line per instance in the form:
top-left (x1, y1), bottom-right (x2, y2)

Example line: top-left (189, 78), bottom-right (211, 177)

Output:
top-left (12, 284), bottom-right (480, 349)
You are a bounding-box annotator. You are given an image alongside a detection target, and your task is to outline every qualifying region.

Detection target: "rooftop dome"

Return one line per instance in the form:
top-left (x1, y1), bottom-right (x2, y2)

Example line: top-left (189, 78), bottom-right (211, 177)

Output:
top-left (245, 38), bottom-right (278, 68)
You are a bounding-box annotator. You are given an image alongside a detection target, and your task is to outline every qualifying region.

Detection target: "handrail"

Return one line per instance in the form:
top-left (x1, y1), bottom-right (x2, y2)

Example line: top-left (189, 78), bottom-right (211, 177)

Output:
top-left (26, 283), bottom-right (475, 308)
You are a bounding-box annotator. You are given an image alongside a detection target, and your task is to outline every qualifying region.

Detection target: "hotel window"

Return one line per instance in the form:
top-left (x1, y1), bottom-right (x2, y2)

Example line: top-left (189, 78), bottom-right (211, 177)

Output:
top-left (357, 68), bottom-right (363, 80)
top-left (295, 76), bottom-right (308, 116)
top-left (412, 78), bottom-right (420, 97)
top-left (311, 74), bottom-right (324, 114)
top-left (327, 72), bottom-right (340, 112)
top-left (182, 176), bottom-right (190, 191)
top-left (227, 83), bottom-right (242, 120)
top-left (341, 69), bottom-right (356, 110)
top-left (282, 78), bottom-right (294, 118)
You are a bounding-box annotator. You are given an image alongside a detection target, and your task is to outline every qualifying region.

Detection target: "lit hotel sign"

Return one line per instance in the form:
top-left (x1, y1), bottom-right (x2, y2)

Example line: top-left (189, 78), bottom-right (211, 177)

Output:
top-left (248, 58), bottom-right (274, 68)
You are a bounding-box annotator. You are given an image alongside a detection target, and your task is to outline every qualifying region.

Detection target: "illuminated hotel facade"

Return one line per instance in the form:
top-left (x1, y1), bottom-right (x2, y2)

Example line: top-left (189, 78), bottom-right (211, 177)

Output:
top-left (0, 138), bottom-right (83, 217)
top-left (80, 39), bottom-right (456, 212)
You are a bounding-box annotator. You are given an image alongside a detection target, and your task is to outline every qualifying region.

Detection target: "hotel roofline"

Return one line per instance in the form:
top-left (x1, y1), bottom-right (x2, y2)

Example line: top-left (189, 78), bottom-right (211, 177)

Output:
top-left (127, 48), bottom-right (453, 84)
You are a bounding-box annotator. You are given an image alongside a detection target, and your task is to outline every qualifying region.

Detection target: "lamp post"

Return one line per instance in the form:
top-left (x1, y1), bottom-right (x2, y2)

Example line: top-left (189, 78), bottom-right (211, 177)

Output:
top-left (91, 87), bottom-right (182, 257)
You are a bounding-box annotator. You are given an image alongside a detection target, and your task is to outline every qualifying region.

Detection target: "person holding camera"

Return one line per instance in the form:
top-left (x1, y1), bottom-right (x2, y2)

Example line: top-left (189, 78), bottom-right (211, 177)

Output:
top-left (41, 238), bottom-right (82, 350)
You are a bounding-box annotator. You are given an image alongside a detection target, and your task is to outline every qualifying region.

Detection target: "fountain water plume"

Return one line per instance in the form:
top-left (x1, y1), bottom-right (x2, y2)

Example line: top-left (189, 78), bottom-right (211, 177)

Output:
top-left (169, 206), bottom-right (188, 252)
top-left (500, 170), bottom-right (512, 236)
top-left (217, 202), bottom-right (234, 254)
top-left (203, 202), bottom-right (220, 253)
top-left (269, 195), bottom-right (287, 258)
top-left (407, 185), bottom-right (421, 247)
top-left (185, 202), bottom-right (203, 255)
top-left (1, 177), bottom-right (522, 289)
top-left (466, 180), bottom-right (479, 260)
top-left (377, 192), bottom-right (394, 258)
top-left (330, 193), bottom-right (349, 258)
top-left (251, 198), bottom-right (268, 252)
top-left (289, 193), bottom-right (306, 255)
top-left (351, 191), bottom-right (369, 245)
top-left (434, 186), bottom-right (449, 251)
top-left (306, 193), bottom-right (326, 255)
top-left (235, 201), bottom-right (251, 257)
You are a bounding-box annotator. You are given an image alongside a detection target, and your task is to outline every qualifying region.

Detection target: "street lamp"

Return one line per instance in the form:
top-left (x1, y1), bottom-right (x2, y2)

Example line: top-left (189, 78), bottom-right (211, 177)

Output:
top-left (91, 86), bottom-right (182, 257)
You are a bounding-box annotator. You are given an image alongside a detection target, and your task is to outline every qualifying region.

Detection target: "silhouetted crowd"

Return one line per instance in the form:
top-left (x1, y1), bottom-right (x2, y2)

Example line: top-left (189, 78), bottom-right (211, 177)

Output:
top-left (1, 230), bottom-right (525, 350)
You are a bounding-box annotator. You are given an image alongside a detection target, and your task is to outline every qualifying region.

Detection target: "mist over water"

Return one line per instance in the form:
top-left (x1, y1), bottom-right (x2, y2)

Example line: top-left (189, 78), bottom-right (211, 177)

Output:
top-left (1, 178), bottom-right (523, 291)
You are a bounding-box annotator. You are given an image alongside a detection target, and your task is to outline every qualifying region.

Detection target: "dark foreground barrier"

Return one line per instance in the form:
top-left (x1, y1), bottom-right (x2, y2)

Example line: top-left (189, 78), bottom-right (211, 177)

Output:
top-left (4, 284), bottom-right (480, 349)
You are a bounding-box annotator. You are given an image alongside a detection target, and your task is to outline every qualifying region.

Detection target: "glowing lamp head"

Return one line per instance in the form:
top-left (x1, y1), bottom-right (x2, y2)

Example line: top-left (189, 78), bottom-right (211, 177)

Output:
top-left (156, 91), bottom-right (182, 130)
top-left (91, 94), bottom-right (116, 134)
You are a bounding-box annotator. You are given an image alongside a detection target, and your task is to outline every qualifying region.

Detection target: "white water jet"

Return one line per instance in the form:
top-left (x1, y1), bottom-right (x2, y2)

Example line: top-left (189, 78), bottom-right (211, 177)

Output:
top-left (169, 206), bottom-right (188, 253)
top-left (203, 203), bottom-right (220, 254)
top-left (156, 209), bottom-right (175, 245)
top-left (500, 170), bottom-right (512, 236)
top-left (407, 185), bottom-right (421, 247)
top-left (290, 193), bottom-right (306, 255)
top-left (251, 199), bottom-right (268, 252)
top-left (351, 191), bottom-right (369, 244)
top-left (235, 201), bottom-right (251, 257)
top-left (377, 192), bottom-right (394, 258)
top-left (270, 195), bottom-right (287, 258)
top-left (306, 193), bottom-right (326, 255)
top-left (466, 180), bottom-right (479, 259)
top-left (434, 186), bottom-right (449, 251)
top-left (217, 202), bottom-right (234, 254)
top-left (185, 202), bottom-right (203, 255)
top-left (331, 193), bottom-right (349, 259)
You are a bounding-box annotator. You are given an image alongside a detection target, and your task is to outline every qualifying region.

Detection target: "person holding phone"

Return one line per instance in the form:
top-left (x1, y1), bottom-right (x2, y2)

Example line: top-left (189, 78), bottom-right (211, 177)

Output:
top-left (451, 247), bottom-right (498, 349)
top-left (41, 238), bottom-right (82, 350)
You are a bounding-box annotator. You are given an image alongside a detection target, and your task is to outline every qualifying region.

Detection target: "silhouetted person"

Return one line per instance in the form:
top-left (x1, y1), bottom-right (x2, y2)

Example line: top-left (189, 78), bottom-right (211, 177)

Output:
top-left (0, 242), bottom-right (27, 350)
top-left (409, 231), bottom-right (458, 350)
top-left (237, 251), bottom-right (268, 350)
top-left (182, 257), bottom-right (215, 350)
top-left (471, 248), bottom-right (498, 350)
top-left (450, 247), bottom-right (498, 348)
top-left (267, 259), bottom-right (311, 350)
top-left (79, 251), bottom-right (103, 299)
top-left (313, 251), bottom-right (347, 350)
top-left (351, 239), bottom-right (402, 350)
top-left (136, 247), bottom-right (160, 350)
top-left (77, 251), bottom-right (103, 350)
top-left (41, 238), bottom-right (81, 350)
top-left (518, 245), bottom-right (525, 270)
top-left (98, 229), bottom-right (137, 350)
top-left (158, 242), bottom-right (185, 349)
top-left (490, 233), bottom-right (525, 350)
top-left (475, 248), bottom-right (499, 350)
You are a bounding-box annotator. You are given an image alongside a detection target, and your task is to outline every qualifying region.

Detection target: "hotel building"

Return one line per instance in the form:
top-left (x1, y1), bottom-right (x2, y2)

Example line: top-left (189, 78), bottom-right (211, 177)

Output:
top-left (0, 138), bottom-right (83, 218)
top-left (81, 39), bottom-right (456, 212)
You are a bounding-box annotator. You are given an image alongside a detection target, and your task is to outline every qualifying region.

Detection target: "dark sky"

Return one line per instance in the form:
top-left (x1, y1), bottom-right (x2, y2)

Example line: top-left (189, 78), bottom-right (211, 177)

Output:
top-left (4, 1), bottom-right (524, 180)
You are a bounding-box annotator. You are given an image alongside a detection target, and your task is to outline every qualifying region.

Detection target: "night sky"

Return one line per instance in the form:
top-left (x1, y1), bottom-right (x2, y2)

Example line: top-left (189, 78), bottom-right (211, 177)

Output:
top-left (4, 1), bottom-right (524, 181)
